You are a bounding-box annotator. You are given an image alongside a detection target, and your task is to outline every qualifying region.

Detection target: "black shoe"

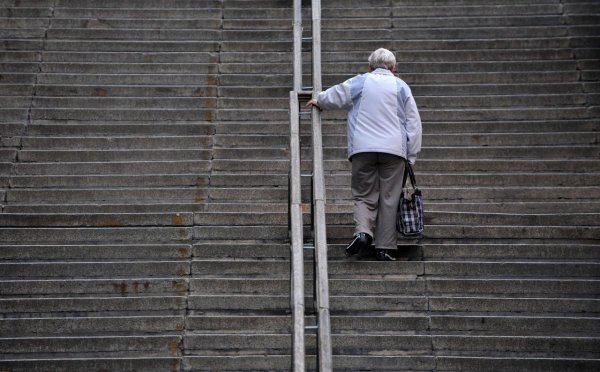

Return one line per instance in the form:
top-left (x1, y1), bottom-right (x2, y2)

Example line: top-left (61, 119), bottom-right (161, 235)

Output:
top-left (345, 232), bottom-right (372, 257)
top-left (375, 249), bottom-right (396, 261)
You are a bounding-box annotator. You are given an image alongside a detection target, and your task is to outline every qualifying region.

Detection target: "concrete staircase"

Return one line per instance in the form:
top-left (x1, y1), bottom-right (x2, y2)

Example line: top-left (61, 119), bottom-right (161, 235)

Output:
top-left (0, 0), bottom-right (599, 370)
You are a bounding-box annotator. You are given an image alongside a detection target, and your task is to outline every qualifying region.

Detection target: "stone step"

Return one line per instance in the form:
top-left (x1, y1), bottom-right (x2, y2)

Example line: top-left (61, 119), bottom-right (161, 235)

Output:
top-left (433, 335), bottom-right (600, 358)
top-left (188, 259), bottom-right (599, 278)
top-left (193, 217), bottom-right (600, 241)
top-left (185, 313), bottom-right (600, 336)
top-left (329, 224), bottom-right (600, 240)
top-left (182, 333), bottom-right (600, 358)
top-left (203, 185), bottom-right (600, 203)
top-left (0, 295), bottom-right (187, 314)
top-left (186, 294), bottom-right (423, 313)
top-left (0, 243), bottom-right (192, 260)
top-left (214, 119), bottom-right (599, 135)
top-left (430, 314), bottom-right (600, 335)
top-left (0, 315), bottom-right (185, 337)
top-left (186, 293), bottom-right (600, 314)
top-left (0, 28), bottom-right (46, 38)
top-left (218, 71), bottom-right (580, 87)
top-left (0, 227), bottom-right (193, 243)
top-left (0, 278), bottom-right (188, 296)
top-left (0, 51), bottom-right (40, 62)
top-left (421, 242), bottom-right (600, 260)
top-left (392, 26), bottom-right (571, 40)
top-left (0, 8), bottom-right (52, 18)
top-left (184, 355), bottom-right (405, 371)
top-left (10, 174), bottom-right (209, 188)
top-left (428, 296), bottom-right (600, 314)
top-left (1, 202), bottom-right (210, 213)
top-left (0, 335), bottom-right (181, 356)
top-left (0, 108), bottom-right (28, 121)
top-left (18, 149), bottom-right (212, 162)
top-left (189, 260), bottom-right (420, 278)
top-left (427, 278), bottom-right (600, 296)
top-left (187, 276), bottom-right (599, 297)
top-left (6, 355), bottom-right (591, 372)
top-left (46, 28), bottom-right (221, 40)
top-left (21, 135), bottom-right (213, 149)
top-left (37, 62), bottom-right (218, 74)
top-left (416, 94), bottom-right (589, 108)
top-left (6, 188), bottom-right (209, 203)
top-left (30, 108), bottom-right (217, 121)
top-left (26, 122), bottom-right (215, 136)
top-left (35, 85), bottom-right (217, 97)
top-left (0, 358), bottom-right (182, 372)
top-left (0, 39), bottom-right (42, 50)
top-left (0, 212), bottom-right (194, 227)
top-left (0, 261), bottom-right (189, 278)
top-left (32, 94), bottom-right (217, 105)
top-left (331, 38), bottom-right (573, 51)
top-left (40, 51), bottom-right (219, 63)
top-left (48, 18), bottom-right (221, 29)
top-left (49, 18), bottom-right (221, 30)
top-left (405, 146), bottom-right (598, 159)
top-left (222, 106), bottom-right (592, 122)
top-left (0, 62), bottom-right (39, 72)
top-left (0, 16), bottom-right (50, 28)
top-left (218, 83), bottom-right (586, 98)
top-left (0, 148), bottom-right (17, 161)
top-left (217, 94), bottom-right (590, 109)
top-left (412, 83), bottom-right (586, 96)
top-left (53, 8), bottom-right (222, 20)
top-left (322, 49), bottom-right (575, 62)
top-left (212, 159), bottom-right (600, 173)
top-left (13, 160), bottom-right (211, 175)
top-left (219, 60), bottom-right (579, 74)
top-left (5, 183), bottom-right (599, 203)
top-left (391, 15), bottom-right (566, 28)
top-left (212, 171), bottom-right (600, 188)
top-left (404, 119), bottom-right (600, 134)
top-left (44, 40), bottom-right (220, 52)
top-left (54, 0), bottom-right (221, 8)
top-left (0, 84), bottom-right (34, 96)
top-left (433, 356), bottom-right (600, 372)
top-left (391, 4), bottom-right (563, 17)
top-left (191, 211), bottom-right (600, 228)
top-left (0, 202), bottom-right (246, 213)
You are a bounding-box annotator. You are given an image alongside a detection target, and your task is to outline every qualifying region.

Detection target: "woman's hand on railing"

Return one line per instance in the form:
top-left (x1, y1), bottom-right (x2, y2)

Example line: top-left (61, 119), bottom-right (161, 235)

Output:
top-left (304, 99), bottom-right (321, 109)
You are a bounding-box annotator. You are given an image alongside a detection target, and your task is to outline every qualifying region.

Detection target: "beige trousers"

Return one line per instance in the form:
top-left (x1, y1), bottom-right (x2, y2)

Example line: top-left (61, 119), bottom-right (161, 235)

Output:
top-left (351, 152), bottom-right (406, 250)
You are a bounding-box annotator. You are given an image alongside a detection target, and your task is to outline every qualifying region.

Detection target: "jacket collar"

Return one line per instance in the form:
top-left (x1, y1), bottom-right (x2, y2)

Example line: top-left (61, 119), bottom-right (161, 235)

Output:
top-left (371, 68), bottom-right (393, 75)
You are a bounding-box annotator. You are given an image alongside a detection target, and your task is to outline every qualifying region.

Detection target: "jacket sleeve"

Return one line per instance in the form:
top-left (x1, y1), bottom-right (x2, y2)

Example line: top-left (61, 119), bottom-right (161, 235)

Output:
top-left (404, 95), bottom-right (422, 165)
top-left (316, 78), bottom-right (353, 110)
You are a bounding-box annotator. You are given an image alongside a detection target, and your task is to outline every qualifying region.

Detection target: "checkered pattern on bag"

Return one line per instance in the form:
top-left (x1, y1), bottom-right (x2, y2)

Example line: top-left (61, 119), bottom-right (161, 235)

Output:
top-left (397, 189), bottom-right (424, 236)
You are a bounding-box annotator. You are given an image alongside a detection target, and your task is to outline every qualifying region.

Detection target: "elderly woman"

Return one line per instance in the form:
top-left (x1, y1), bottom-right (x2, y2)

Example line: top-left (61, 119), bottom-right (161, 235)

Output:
top-left (306, 48), bottom-right (422, 261)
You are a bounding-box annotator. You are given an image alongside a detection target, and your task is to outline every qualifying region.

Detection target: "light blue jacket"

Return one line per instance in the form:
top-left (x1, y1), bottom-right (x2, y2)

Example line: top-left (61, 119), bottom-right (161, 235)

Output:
top-left (316, 68), bottom-right (422, 164)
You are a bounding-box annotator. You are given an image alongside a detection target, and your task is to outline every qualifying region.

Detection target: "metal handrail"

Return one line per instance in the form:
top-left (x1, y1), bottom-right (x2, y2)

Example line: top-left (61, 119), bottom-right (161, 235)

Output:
top-left (288, 0), bottom-right (332, 370)
top-left (288, 91), bottom-right (305, 371)
top-left (309, 1), bottom-right (333, 370)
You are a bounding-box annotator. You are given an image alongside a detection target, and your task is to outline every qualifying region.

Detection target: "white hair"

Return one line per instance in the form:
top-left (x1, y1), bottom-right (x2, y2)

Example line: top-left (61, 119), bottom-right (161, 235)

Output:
top-left (368, 48), bottom-right (396, 70)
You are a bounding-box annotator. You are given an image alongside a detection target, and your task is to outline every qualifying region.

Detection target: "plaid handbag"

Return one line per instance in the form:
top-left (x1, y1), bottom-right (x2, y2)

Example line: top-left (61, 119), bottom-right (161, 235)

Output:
top-left (397, 162), bottom-right (424, 236)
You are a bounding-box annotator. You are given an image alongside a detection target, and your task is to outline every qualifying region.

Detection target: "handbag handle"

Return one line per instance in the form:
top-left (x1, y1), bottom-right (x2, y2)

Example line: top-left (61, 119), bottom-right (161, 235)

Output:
top-left (401, 161), bottom-right (418, 190)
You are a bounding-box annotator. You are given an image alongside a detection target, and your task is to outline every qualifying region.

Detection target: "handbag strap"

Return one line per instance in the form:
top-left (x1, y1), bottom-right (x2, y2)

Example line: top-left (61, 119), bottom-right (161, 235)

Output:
top-left (401, 161), bottom-right (418, 190)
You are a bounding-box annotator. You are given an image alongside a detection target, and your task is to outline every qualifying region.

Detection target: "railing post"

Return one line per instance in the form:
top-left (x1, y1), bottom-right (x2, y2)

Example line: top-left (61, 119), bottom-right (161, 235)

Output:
top-left (293, 0), bottom-right (302, 92)
top-left (311, 1), bottom-right (333, 370)
top-left (289, 91), bottom-right (305, 372)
